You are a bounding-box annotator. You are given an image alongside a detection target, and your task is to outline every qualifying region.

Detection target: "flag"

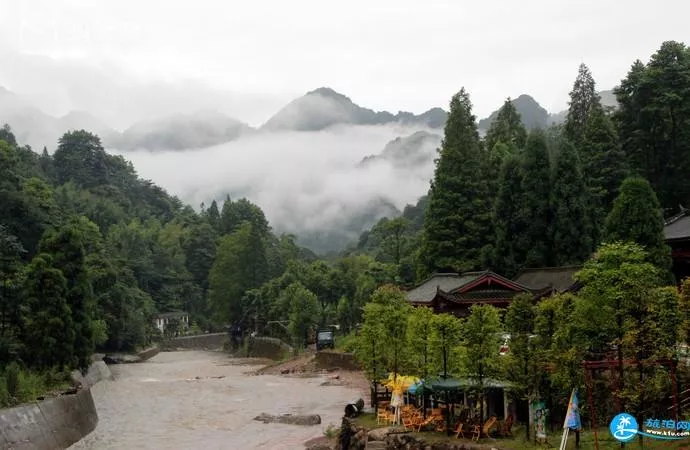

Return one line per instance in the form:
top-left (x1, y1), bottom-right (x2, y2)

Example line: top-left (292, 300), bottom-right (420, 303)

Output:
top-left (563, 389), bottom-right (581, 430)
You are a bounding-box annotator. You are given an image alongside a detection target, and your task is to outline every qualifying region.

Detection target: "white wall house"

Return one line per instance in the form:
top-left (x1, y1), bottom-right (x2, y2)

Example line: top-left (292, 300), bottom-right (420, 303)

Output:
top-left (153, 311), bottom-right (189, 335)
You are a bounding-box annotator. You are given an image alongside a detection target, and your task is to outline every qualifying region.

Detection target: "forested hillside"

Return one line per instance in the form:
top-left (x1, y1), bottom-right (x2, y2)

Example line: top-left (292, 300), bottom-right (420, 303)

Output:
top-left (0, 124), bottom-right (403, 403)
top-left (1, 39), bottom-right (689, 407)
top-left (355, 41), bottom-right (687, 283)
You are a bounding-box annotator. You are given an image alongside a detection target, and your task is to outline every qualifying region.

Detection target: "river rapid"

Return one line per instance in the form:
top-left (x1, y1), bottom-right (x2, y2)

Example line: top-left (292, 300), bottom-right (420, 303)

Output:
top-left (69, 351), bottom-right (362, 450)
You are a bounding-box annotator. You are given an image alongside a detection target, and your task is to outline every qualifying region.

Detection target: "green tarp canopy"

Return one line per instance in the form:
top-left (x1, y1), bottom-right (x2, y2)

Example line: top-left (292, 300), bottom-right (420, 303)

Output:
top-left (420, 377), bottom-right (511, 393)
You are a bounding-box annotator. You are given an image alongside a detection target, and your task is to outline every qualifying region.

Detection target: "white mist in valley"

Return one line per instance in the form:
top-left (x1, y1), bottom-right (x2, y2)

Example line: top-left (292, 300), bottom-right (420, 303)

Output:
top-left (110, 124), bottom-right (438, 250)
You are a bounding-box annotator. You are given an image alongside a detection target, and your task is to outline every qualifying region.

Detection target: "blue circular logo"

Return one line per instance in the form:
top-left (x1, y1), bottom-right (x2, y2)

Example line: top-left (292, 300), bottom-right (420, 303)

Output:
top-left (610, 413), bottom-right (638, 442)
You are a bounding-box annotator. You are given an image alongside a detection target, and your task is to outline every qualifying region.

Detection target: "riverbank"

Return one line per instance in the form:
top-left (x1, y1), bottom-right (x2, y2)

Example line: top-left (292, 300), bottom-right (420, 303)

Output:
top-left (0, 361), bottom-right (113, 450)
top-left (68, 350), bottom-right (364, 449)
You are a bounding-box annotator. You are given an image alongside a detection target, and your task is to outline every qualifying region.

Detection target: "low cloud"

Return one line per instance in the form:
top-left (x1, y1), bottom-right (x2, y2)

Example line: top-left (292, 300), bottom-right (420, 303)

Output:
top-left (111, 124), bottom-right (436, 244)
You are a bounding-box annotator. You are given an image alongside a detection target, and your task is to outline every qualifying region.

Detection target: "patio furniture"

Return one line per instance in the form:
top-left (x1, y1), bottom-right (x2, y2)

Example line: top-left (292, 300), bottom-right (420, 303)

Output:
top-left (472, 416), bottom-right (497, 441)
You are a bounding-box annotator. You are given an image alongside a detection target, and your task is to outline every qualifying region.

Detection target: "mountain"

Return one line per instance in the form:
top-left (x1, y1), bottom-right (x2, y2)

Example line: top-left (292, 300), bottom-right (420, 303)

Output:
top-left (478, 94), bottom-right (549, 132)
top-left (294, 196), bottom-right (401, 254)
top-left (106, 110), bottom-right (254, 151)
top-left (358, 130), bottom-right (442, 169)
top-left (549, 89), bottom-right (618, 125)
top-left (0, 86), bottom-right (117, 151)
top-left (261, 87), bottom-right (447, 131)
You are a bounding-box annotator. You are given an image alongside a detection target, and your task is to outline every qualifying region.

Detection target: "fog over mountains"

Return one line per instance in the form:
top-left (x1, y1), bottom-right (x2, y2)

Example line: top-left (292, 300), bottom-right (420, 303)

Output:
top-left (0, 85), bottom-right (616, 253)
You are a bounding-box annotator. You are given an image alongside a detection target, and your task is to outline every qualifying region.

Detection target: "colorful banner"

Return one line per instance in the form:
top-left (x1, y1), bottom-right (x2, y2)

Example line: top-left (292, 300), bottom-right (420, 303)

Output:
top-left (563, 389), bottom-right (581, 430)
top-left (533, 400), bottom-right (548, 440)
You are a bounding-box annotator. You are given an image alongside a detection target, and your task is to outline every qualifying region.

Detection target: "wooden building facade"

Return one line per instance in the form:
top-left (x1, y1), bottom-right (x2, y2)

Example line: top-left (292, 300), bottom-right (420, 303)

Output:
top-left (405, 267), bottom-right (581, 317)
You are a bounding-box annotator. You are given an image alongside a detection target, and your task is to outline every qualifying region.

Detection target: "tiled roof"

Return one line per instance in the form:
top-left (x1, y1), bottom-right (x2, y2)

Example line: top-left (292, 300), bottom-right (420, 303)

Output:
top-left (406, 272), bottom-right (485, 303)
top-left (665, 210), bottom-right (690, 241)
top-left (513, 266), bottom-right (581, 292)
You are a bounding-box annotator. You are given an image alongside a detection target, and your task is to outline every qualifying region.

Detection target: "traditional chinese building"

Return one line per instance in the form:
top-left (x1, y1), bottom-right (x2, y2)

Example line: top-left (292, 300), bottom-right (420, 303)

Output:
top-left (664, 207), bottom-right (690, 282)
top-left (405, 267), bottom-right (581, 317)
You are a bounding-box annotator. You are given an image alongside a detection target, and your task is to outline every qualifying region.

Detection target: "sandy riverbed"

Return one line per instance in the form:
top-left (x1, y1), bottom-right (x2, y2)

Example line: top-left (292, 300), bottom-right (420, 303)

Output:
top-left (69, 351), bottom-right (365, 450)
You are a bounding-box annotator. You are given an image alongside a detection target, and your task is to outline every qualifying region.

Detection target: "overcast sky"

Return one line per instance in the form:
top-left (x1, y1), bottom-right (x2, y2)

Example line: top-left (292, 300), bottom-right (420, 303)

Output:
top-left (0, 0), bottom-right (688, 126)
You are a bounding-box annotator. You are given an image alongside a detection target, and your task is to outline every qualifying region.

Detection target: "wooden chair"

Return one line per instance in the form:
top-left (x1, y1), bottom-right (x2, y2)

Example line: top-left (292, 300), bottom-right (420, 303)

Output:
top-left (472, 416), bottom-right (497, 441)
top-left (376, 408), bottom-right (388, 425)
top-left (454, 422), bottom-right (466, 439)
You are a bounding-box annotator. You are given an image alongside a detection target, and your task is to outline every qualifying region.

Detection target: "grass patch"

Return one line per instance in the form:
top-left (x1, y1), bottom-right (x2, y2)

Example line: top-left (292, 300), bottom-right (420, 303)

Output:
top-left (0, 363), bottom-right (72, 407)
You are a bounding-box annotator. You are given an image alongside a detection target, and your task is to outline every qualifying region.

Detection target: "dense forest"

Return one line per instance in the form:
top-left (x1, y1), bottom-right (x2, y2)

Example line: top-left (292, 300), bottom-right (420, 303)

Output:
top-left (348, 40), bottom-right (690, 434)
top-left (355, 40), bottom-right (688, 284)
top-left (0, 40), bottom-right (689, 411)
top-left (0, 121), bottom-right (403, 404)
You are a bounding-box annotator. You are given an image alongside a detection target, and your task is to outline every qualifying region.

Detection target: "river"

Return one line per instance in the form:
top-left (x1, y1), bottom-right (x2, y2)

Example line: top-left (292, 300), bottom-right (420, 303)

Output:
top-left (69, 351), bottom-right (362, 450)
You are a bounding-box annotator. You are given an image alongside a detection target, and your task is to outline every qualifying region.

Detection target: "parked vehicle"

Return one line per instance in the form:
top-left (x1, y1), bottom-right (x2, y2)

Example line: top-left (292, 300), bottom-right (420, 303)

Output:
top-left (316, 330), bottom-right (335, 351)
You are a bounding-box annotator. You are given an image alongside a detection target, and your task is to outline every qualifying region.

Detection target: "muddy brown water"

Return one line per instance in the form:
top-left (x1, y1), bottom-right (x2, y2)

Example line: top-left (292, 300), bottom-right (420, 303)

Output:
top-left (69, 351), bottom-right (362, 450)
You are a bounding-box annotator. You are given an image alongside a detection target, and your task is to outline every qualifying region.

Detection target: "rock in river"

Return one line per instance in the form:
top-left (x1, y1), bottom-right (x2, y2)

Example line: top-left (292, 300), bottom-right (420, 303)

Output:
top-left (253, 412), bottom-right (322, 426)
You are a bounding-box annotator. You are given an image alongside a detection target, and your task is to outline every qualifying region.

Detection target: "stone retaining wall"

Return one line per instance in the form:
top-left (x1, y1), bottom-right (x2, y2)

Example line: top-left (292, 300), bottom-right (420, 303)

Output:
top-left (0, 361), bottom-right (112, 450)
top-left (159, 332), bottom-right (227, 351)
top-left (137, 346), bottom-right (160, 361)
top-left (246, 336), bottom-right (292, 360)
top-left (315, 351), bottom-right (360, 371)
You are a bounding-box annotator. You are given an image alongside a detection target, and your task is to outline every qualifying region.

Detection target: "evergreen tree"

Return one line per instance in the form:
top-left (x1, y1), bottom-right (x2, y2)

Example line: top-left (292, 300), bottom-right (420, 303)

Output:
top-left (615, 41), bottom-right (690, 211)
top-left (53, 130), bottom-right (109, 188)
top-left (39, 221), bottom-right (95, 371)
top-left (21, 254), bottom-right (75, 369)
top-left (208, 222), bottom-right (268, 326)
top-left (603, 176), bottom-right (672, 274)
top-left (581, 105), bottom-right (628, 242)
top-left (0, 124), bottom-right (17, 146)
top-left (564, 63), bottom-right (600, 145)
top-left (206, 200), bottom-right (221, 231)
top-left (550, 139), bottom-right (592, 265)
top-left (421, 88), bottom-right (490, 274)
top-left (484, 98), bottom-right (528, 152)
top-left (516, 130), bottom-right (552, 268)
top-left (491, 154), bottom-right (523, 276)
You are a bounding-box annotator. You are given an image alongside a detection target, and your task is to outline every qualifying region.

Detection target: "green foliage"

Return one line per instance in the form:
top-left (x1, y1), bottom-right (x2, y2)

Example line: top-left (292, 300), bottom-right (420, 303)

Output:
top-left (603, 176), bottom-right (672, 273)
top-left (208, 222), bottom-right (268, 326)
top-left (281, 282), bottom-right (319, 348)
top-left (355, 285), bottom-right (412, 379)
top-left (485, 98), bottom-right (528, 152)
top-left (429, 313), bottom-right (462, 377)
top-left (406, 306), bottom-right (435, 378)
top-left (421, 88), bottom-right (491, 274)
top-left (565, 63), bottom-right (600, 145)
top-left (550, 139), bottom-right (593, 265)
top-left (516, 130), bottom-right (552, 268)
top-left (615, 41), bottom-right (690, 211)
top-left (462, 304), bottom-right (502, 422)
top-left (491, 154), bottom-right (523, 276)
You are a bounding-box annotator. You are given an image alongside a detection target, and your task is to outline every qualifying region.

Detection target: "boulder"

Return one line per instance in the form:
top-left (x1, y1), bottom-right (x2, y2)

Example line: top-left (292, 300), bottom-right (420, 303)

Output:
top-left (367, 426), bottom-right (399, 441)
top-left (252, 412), bottom-right (321, 426)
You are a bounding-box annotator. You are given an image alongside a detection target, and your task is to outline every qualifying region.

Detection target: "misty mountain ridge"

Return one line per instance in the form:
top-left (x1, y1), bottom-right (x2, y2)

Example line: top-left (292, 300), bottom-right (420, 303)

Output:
top-left (260, 87), bottom-right (447, 132)
top-left (358, 130), bottom-right (442, 169)
top-left (105, 110), bottom-right (254, 151)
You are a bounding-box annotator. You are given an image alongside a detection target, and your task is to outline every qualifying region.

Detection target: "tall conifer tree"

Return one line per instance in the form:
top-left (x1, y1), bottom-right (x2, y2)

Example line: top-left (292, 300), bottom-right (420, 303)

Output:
top-left (603, 176), bottom-right (672, 274)
top-left (492, 155), bottom-right (523, 276)
top-left (550, 140), bottom-right (592, 265)
top-left (564, 63), bottom-right (600, 145)
top-left (516, 130), bottom-right (552, 268)
top-left (420, 88), bottom-right (490, 274)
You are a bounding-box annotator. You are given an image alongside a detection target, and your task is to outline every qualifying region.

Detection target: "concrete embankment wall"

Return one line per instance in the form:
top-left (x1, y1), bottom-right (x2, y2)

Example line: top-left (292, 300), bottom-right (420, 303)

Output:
top-left (314, 351), bottom-right (360, 371)
top-left (0, 361), bottom-right (112, 450)
top-left (246, 336), bottom-right (292, 360)
top-left (160, 332), bottom-right (228, 351)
